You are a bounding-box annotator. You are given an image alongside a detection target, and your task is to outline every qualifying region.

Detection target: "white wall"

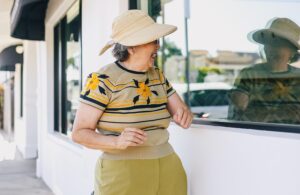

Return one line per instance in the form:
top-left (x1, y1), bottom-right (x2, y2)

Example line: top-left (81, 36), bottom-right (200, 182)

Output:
top-left (14, 64), bottom-right (24, 146)
top-left (81, 0), bottom-right (124, 77)
top-left (14, 41), bottom-right (38, 159)
top-left (3, 74), bottom-right (13, 135)
top-left (37, 1), bottom-right (125, 194)
top-left (36, 1), bottom-right (300, 195)
top-left (169, 123), bottom-right (300, 195)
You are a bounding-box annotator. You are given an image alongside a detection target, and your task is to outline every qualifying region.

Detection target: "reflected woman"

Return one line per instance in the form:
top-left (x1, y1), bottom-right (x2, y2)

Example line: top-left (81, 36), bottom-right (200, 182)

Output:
top-left (229, 18), bottom-right (300, 124)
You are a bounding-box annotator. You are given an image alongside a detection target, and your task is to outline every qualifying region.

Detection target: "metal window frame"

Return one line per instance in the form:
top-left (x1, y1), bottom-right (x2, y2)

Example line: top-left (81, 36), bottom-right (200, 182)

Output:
top-left (54, 0), bottom-right (82, 134)
top-left (144, 0), bottom-right (300, 134)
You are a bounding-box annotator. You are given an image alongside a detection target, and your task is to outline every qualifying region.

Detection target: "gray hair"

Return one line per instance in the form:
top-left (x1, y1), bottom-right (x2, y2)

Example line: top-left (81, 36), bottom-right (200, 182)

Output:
top-left (112, 43), bottom-right (129, 62)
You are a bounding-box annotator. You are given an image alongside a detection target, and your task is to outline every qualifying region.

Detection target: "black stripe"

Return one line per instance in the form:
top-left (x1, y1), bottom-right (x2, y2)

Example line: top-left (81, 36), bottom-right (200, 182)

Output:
top-left (99, 116), bottom-right (171, 124)
top-left (167, 87), bottom-right (174, 94)
top-left (143, 127), bottom-right (165, 131)
top-left (104, 134), bottom-right (119, 136)
top-left (105, 107), bottom-right (166, 114)
top-left (167, 90), bottom-right (176, 97)
top-left (106, 103), bottom-right (167, 111)
top-left (99, 127), bottom-right (164, 135)
top-left (101, 80), bottom-right (167, 93)
top-left (80, 95), bottom-right (107, 108)
top-left (115, 61), bottom-right (146, 74)
top-left (105, 77), bottom-right (161, 87)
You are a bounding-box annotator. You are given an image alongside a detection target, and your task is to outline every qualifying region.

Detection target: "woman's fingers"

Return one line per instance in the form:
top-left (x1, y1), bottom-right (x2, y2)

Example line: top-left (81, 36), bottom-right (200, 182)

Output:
top-left (123, 127), bottom-right (147, 136)
top-left (183, 111), bottom-right (193, 128)
top-left (123, 128), bottom-right (147, 141)
top-left (173, 107), bottom-right (183, 124)
top-left (116, 128), bottom-right (147, 149)
top-left (124, 132), bottom-right (145, 144)
top-left (174, 107), bottom-right (193, 129)
top-left (180, 110), bottom-right (188, 127)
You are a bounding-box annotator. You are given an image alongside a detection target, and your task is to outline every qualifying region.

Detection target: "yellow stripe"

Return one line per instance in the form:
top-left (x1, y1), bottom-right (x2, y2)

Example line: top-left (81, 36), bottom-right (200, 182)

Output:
top-left (97, 125), bottom-right (123, 132)
top-left (107, 99), bottom-right (167, 108)
top-left (102, 109), bottom-right (167, 117)
top-left (88, 93), bottom-right (109, 104)
top-left (109, 97), bottom-right (166, 106)
top-left (102, 79), bottom-right (161, 91)
top-left (97, 118), bottom-right (170, 132)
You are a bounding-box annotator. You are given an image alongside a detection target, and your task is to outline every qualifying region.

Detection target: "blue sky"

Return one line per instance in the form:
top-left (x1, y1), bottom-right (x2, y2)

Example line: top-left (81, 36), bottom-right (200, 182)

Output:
top-left (162, 0), bottom-right (300, 55)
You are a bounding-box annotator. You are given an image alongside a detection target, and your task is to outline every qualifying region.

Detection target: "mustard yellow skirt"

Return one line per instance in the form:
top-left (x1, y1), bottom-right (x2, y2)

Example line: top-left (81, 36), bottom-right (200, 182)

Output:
top-left (94, 153), bottom-right (187, 195)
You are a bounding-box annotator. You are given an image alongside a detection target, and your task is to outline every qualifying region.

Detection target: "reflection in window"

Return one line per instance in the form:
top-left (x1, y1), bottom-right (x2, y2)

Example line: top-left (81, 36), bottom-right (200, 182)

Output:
top-left (229, 18), bottom-right (300, 124)
top-left (54, 1), bottom-right (81, 136)
top-left (147, 0), bottom-right (300, 125)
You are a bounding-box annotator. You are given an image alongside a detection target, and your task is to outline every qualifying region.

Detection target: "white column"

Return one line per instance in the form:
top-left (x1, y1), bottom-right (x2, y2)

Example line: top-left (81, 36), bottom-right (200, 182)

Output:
top-left (3, 73), bottom-right (14, 138)
top-left (15, 41), bottom-right (38, 159)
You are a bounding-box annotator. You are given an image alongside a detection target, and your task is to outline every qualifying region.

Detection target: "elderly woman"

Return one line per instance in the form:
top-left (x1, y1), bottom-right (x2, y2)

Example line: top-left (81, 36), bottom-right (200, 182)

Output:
top-left (229, 17), bottom-right (300, 124)
top-left (72, 10), bottom-right (193, 195)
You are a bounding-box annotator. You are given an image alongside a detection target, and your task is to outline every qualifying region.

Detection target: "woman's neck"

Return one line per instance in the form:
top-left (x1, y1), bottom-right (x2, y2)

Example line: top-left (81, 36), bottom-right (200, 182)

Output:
top-left (267, 59), bottom-right (289, 73)
top-left (122, 58), bottom-right (148, 72)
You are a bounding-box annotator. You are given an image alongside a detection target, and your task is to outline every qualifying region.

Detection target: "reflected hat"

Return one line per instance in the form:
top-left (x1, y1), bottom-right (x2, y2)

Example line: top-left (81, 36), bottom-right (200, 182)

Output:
top-left (250, 18), bottom-right (300, 49)
top-left (99, 10), bottom-right (177, 55)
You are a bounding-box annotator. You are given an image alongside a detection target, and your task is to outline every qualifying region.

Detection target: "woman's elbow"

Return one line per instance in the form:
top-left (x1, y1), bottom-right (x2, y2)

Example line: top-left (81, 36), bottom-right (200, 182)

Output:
top-left (71, 128), bottom-right (81, 144)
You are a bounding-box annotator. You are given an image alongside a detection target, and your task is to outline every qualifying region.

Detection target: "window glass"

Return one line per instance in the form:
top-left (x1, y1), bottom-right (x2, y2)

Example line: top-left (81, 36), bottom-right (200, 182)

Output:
top-left (147, 0), bottom-right (300, 125)
top-left (54, 1), bottom-right (81, 136)
top-left (65, 1), bottom-right (81, 135)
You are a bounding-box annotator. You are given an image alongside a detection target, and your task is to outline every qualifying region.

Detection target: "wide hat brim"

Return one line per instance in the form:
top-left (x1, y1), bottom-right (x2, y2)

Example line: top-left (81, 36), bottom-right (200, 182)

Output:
top-left (99, 23), bottom-right (177, 55)
top-left (250, 29), bottom-right (300, 49)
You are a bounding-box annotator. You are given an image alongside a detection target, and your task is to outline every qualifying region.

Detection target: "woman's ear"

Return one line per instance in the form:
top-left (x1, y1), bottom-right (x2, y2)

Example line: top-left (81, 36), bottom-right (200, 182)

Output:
top-left (128, 47), bottom-right (135, 55)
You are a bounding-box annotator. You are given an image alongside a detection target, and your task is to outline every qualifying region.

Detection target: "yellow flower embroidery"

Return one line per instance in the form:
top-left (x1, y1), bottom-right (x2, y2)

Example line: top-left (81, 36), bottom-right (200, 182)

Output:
top-left (273, 81), bottom-right (291, 98)
top-left (136, 82), bottom-right (152, 98)
top-left (85, 73), bottom-right (100, 91)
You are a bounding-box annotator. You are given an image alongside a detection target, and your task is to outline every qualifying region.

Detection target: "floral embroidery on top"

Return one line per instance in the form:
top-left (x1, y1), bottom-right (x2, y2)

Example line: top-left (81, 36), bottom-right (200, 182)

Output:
top-left (136, 82), bottom-right (152, 98)
top-left (83, 73), bottom-right (109, 96)
top-left (272, 81), bottom-right (291, 98)
top-left (132, 78), bottom-right (158, 105)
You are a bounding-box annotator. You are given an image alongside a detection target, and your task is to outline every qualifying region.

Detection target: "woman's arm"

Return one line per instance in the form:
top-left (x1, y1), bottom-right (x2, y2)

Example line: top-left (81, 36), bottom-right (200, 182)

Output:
top-left (72, 103), bottom-right (147, 152)
top-left (167, 93), bottom-right (193, 129)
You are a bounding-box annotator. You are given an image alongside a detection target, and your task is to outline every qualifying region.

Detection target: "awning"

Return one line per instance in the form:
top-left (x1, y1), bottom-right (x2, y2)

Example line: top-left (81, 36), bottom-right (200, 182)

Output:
top-left (10, 0), bottom-right (49, 40)
top-left (0, 45), bottom-right (23, 71)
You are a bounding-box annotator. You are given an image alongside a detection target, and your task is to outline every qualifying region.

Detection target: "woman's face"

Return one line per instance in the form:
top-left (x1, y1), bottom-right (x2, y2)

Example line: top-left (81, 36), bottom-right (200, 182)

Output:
top-left (130, 40), bottom-right (160, 70)
top-left (263, 39), bottom-right (295, 64)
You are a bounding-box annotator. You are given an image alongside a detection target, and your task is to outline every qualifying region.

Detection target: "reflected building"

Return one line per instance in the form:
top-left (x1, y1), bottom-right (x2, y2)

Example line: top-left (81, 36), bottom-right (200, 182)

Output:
top-left (164, 55), bottom-right (186, 83)
top-left (164, 49), bottom-right (261, 84)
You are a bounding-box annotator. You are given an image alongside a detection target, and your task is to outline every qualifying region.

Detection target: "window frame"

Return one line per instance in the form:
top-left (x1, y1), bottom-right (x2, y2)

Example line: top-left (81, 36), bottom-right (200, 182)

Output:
top-left (54, 0), bottom-right (82, 135)
top-left (141, 0), bottom-right (300, 134)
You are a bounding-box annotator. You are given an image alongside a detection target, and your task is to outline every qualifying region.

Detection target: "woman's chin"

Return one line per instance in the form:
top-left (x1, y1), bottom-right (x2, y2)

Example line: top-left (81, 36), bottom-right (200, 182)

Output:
top-left (148, 59), bottom-right (155, 68)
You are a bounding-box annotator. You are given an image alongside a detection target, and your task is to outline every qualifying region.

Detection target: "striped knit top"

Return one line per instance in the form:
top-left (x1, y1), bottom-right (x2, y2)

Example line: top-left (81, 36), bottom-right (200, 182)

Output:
top-left (79, 61), bottom-right (176, 159)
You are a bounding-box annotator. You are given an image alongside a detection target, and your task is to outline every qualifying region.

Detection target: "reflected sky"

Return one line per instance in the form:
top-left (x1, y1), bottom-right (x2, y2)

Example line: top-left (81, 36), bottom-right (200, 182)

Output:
top-left (162, 0), bottom-right (300, 54)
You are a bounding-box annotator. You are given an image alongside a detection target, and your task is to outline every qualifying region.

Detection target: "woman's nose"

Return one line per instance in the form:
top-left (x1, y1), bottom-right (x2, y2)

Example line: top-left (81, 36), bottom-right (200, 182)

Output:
top-left (156, 43), bottom-right (160, 50)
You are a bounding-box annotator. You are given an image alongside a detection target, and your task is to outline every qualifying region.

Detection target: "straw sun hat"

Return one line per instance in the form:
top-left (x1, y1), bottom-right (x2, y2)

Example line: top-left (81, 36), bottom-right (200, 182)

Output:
top-left (250, 17), bottom-right (300, 50)
top-left (99, 9), bottom-right (177, 55)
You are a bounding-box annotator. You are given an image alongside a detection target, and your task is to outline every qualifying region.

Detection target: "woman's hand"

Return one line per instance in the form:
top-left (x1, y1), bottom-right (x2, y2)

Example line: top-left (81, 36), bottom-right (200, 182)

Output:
top-left (115, 128), bottom-right (147, 150)
top-left (167, 93), bottom-right (194, 129)
top-left (173, 107), bottom-right (193, 129)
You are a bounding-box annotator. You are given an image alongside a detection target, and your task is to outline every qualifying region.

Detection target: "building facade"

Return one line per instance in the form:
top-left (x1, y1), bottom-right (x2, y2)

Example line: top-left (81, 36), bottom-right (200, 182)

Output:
top-left (2, 0), bottom-right (300, 195)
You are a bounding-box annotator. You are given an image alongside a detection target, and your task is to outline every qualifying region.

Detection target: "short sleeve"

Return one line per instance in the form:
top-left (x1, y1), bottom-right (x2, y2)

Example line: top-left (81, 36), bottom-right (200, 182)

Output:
top-left (233, 69), bottom-right (251, 94)
top-left (79, 72), bottom-right (111, 111)
top-left (157, 69), bottom-right (176, 97)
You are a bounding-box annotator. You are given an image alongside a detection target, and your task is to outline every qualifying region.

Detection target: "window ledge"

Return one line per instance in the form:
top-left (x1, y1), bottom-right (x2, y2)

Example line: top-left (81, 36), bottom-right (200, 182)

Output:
top-left (47, 132), bottom-right (84, 155)
top-left (192, 118), bottom-right (300, 134)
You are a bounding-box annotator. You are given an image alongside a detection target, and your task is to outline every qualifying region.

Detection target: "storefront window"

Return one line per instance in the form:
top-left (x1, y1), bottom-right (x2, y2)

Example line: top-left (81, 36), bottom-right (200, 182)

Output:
top-left (142, 0), bottom-right (300, 126)
top-left (54, 1), bottom-right (82, 136)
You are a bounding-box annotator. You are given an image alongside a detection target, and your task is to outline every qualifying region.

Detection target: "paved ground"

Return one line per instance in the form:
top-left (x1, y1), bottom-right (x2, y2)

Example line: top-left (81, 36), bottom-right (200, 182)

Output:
top-left (0, 130), bottom-right (54, 195)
